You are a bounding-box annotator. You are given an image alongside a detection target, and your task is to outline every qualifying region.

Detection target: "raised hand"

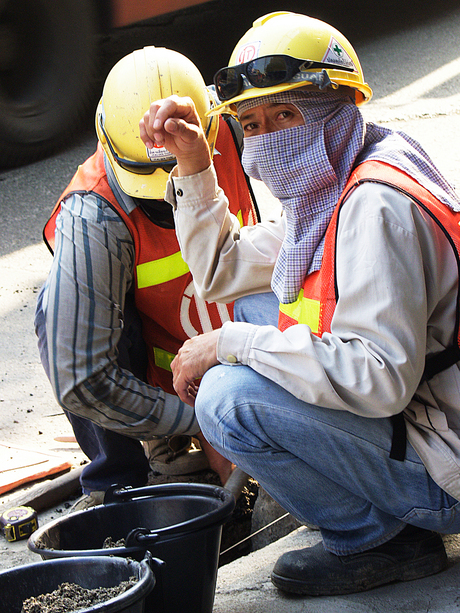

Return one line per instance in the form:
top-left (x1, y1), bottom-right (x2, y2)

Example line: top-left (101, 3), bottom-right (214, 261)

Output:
top-left (139, 95), bottom-right (211, 176)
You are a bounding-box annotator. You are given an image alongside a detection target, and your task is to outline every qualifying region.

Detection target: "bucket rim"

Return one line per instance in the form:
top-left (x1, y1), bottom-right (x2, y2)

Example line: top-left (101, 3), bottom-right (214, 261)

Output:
top-left (0, 554), bottom-right (156, 611)
top-left (28, 482), bottom-right (235, 557)
top-left (104, 482), bottom-right (234, 507)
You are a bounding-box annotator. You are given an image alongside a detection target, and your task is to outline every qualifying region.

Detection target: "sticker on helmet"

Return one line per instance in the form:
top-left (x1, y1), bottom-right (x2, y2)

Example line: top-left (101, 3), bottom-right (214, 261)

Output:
top-left (146, 146), bottom-right (175, 162)
top-left (236, 41), bottom-right (262, 65)
top-left (322, 38), bottom-right (357, 72)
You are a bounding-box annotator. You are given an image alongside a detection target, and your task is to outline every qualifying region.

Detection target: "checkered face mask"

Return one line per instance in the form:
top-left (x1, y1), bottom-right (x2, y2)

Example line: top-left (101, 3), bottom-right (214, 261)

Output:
top-left (239, 90), bottom-right (364, 303)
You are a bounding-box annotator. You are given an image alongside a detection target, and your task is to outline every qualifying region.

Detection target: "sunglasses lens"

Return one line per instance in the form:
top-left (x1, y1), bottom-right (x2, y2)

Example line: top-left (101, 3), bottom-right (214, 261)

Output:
top-left (119, 160), bottom-right (175, 175)
top-left (214, 67), bottom-right (240, 101)
top-left (214, 56), bottom-right (305, 102)
top-left (247, 56), bottom-right (290, 87)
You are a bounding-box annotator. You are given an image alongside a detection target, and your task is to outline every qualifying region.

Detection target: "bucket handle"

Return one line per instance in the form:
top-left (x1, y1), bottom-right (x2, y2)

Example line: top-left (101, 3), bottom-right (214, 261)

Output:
top-left (103, 483), bottom-right (230, 505)
top-left (104, 483), bottom-right (235, 540)
top-left (124, 514), bottom-right (225, 546)
top-left (142, 550), bottom-right (165, 575)
top-left (126, 527), bottom-right (161, 548)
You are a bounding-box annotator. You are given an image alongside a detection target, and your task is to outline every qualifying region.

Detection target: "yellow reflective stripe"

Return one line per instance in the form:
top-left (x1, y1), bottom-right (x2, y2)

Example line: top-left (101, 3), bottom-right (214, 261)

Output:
top-left (279, 289), bottom-right (320, 333)
top-left (137, 251), bottom-right (189, 289)
top-left (153, 347), bottom-right (175, 372)
top-left (237, 209), bottom-right (243, 226)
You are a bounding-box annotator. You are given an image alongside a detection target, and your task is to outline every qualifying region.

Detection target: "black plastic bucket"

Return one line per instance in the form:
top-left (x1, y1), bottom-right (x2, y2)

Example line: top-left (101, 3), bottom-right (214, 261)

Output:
top-left (0, 554), bottom-right (155, 613)
top-left (28, 483), bottom-right (235, 613)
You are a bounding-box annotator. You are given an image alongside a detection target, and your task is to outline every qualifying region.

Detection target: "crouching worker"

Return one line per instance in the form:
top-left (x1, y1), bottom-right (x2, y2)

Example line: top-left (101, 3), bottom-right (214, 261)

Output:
top-left (140, 12), bottom-right (460, 597)
top-left (35, 46), bottom-right (260, 510)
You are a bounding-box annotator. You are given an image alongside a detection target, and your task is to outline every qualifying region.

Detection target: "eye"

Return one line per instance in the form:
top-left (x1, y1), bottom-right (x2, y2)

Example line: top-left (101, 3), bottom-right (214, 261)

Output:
top-left (242, 121), bottom-right (259, 134)
top-left (277, 109), bottom-right (293, 120)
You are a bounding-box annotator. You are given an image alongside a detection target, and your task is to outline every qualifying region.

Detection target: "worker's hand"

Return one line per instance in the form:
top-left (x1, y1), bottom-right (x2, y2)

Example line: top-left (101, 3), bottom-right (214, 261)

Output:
top-left (171, 330), bottom-right (221, 406)
top-left (139, 95), bottom-right (211, 177)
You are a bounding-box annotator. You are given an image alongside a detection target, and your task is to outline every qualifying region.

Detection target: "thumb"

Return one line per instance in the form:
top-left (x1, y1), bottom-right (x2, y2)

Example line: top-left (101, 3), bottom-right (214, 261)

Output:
top-left (165, 117), bottom-right (202, 144)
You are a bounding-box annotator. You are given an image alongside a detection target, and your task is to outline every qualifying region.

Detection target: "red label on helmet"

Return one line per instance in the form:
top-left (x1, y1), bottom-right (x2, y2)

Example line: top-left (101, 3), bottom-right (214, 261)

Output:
top-left (146, 145), bottom-right (175, 162)
top-left (236, 42), bottom-right (261, 64)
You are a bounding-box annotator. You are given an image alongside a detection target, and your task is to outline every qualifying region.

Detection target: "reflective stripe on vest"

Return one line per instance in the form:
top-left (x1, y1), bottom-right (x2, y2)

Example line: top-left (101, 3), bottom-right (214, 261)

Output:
top-left (137, 251), bottom-right (189, 289)
top-left (279, 289), bottom-right (320, 333)
top-left (137, 213), bottom-right (244, 290)
top-left (153, 347), bottom-right (175, 371)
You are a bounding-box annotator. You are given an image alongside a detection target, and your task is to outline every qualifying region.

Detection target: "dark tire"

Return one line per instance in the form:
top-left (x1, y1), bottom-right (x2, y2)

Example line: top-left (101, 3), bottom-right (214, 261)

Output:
top-left (0, 0), bottom-right (99, 168)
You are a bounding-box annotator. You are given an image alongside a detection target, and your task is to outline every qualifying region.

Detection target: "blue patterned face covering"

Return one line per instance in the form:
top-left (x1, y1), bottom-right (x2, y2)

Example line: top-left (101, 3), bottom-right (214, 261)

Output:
top-left (240, 90), bottom-right (365, 303)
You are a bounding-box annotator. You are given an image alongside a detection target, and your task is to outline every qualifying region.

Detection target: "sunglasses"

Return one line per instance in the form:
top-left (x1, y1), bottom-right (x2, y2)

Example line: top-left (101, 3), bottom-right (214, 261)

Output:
top-left (213, 54), bottom-right (351, 102)
top-left (99, 114), bottom-right (176, 175)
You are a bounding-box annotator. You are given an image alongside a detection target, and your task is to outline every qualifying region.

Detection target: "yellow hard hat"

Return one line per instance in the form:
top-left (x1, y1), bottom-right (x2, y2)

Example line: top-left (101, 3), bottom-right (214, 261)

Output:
top-left (96, 46), bottom-right (218, 199)
top-left (210, 12), bottom-right (372, 115)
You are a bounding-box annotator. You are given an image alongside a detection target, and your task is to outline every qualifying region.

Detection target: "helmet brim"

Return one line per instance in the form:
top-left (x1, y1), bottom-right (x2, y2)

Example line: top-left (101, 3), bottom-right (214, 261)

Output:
top-left (207, 72), bottom-right (372, 117)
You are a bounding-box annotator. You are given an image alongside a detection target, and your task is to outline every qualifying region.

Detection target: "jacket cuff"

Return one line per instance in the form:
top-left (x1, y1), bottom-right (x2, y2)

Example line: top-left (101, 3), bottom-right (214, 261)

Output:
top-left (165, 164), bottom-right (217, 210)
top-left (217, 321), bottom-right (259, 365)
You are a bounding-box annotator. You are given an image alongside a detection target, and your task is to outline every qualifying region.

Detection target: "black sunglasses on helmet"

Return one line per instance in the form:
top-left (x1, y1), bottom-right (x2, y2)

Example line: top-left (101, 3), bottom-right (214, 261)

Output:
top-left (213, 54), bottom-right (352, 102)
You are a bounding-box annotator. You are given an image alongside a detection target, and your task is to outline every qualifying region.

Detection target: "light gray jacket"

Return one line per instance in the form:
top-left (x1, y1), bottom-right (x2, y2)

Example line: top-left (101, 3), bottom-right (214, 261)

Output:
top-left (167, 164), bottom-right (460, 501)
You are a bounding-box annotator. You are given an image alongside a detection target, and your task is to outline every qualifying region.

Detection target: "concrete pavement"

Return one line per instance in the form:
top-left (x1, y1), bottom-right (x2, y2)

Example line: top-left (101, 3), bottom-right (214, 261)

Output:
top-left (213, 527), bottom-right (460, 613)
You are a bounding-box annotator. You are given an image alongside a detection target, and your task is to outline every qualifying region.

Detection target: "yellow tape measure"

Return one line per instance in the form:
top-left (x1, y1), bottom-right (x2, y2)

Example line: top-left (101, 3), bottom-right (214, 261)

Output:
top-left (0, 506), bottom-right (38, 542)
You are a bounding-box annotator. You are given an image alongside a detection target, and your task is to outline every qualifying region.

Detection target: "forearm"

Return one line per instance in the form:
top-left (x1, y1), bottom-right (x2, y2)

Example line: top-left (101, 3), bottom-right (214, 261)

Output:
top-left (167, 164), bottom-right (283, 302)
top-left (217, 319), bottom-right (417, 418)
top-left (61, 366), bottom-right (198, 439)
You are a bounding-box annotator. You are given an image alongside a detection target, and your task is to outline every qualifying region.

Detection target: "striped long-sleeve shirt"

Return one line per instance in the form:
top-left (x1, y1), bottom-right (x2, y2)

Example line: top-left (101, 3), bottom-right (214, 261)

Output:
top-left (36, 178), bottom-right (198, 440)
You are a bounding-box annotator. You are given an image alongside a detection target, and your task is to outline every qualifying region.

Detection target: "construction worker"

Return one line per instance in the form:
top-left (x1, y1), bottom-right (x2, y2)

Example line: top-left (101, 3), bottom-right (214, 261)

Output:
top-left (35, 46), bottom-right (259, 510)
top-left (140, 12), bottom-right (460, 596)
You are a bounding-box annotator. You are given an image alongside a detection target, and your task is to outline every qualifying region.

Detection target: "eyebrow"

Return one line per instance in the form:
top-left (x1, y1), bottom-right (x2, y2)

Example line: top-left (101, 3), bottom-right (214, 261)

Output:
top-left (240, 103), bottom-right (293, 122)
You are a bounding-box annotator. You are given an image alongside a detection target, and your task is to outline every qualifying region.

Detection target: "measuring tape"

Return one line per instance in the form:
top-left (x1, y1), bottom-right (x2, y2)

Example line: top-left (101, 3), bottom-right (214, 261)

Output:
top-left (0, 506), bottom-right (38, 542)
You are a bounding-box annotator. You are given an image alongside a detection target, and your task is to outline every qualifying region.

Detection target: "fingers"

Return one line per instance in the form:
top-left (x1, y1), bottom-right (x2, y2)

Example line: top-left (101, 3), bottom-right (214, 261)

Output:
top-left (139, 96), bottom-right (199, 149)
top-left (171, 369), bottom-right (197, 407)
top-left (139, 96), bottom-right (211, 176)
top-left (171, 349), bottom-right (195, 406)
top-left (171, 331), bottom-right (220, 406)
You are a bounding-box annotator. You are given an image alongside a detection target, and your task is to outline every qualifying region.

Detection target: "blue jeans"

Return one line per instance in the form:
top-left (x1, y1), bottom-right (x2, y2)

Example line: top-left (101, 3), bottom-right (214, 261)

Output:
top-left (195, 292), bottom-right (460, 555)
top-left (35, 289), bottom-right (149, 493)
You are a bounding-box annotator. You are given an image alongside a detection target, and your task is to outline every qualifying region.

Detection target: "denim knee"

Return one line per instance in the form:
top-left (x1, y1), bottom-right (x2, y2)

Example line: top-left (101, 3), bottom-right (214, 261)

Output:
top-left (195, 364), bottom-right (232, 443)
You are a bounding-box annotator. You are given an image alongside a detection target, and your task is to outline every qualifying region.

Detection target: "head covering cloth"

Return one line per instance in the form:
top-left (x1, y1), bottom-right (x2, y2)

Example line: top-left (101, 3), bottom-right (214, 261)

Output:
top-left (238, 90), bottom-right (460, 303)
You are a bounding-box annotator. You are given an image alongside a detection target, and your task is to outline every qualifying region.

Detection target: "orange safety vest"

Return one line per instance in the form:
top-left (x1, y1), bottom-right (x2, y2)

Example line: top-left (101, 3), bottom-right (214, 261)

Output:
top-left (279, 160), bottom-right (460, 356)
top-left (278, 160), bottom-right (460, 460)
top-left (44, 116), bottom-right (257, 395)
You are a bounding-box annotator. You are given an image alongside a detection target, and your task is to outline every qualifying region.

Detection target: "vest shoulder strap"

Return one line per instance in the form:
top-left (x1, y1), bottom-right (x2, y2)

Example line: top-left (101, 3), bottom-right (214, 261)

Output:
top-left (345, 161), bottom-right (460, 382)
top-left (43, 144), bottom-right (116, 254)
top-left (344, 161), bottom-right (460, 462)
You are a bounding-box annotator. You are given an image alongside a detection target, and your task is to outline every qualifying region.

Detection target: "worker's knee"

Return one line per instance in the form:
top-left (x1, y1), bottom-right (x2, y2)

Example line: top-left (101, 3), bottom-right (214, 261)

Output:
top-left (195, 363), bottom-right (270, 449)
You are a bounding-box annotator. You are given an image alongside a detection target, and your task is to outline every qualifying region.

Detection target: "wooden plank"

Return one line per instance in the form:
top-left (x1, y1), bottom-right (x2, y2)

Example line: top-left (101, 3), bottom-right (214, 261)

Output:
top-left (1, 466), bottom-right (84, 512)
top-left (0, 442), bottom-right (72, 495)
